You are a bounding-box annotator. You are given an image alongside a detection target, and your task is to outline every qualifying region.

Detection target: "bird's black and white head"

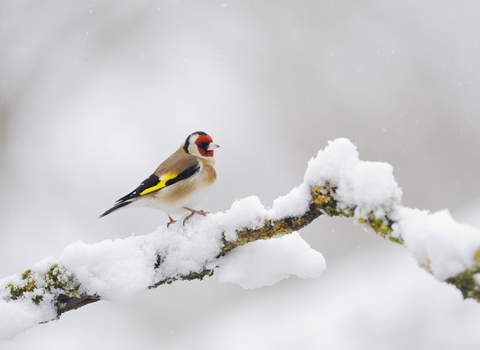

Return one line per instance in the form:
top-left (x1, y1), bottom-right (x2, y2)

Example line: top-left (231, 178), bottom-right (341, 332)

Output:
top-left (183, 131), bottom-right (219, 158)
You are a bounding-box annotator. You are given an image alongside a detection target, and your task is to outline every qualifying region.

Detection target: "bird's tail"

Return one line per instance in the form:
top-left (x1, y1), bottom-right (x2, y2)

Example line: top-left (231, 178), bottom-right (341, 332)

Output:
top-left (99, 200), bottom-right (133, 218)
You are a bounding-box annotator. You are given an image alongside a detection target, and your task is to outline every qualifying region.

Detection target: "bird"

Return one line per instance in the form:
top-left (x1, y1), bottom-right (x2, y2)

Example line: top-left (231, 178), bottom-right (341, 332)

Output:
top-left (99, 131), bottom-right (219, 227)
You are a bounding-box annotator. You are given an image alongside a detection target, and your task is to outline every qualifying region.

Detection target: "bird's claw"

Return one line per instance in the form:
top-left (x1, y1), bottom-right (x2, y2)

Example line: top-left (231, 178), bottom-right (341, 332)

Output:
top-left (182, 207), bottom-right (208, 226)
top-left (167, 215), bottom-right (177, 228)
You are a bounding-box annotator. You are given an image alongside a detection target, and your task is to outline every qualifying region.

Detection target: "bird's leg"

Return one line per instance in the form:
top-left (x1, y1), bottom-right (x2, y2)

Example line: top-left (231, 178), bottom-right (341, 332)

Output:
top-left (167, 215), bottom-right (177, 228)
top-left (182, 207), bottom-right (208, 226)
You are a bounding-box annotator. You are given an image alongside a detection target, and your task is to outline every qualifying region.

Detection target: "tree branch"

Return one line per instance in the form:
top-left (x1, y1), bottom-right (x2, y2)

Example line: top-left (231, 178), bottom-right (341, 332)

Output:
top-left (2, 138), bottom-right (480, 339)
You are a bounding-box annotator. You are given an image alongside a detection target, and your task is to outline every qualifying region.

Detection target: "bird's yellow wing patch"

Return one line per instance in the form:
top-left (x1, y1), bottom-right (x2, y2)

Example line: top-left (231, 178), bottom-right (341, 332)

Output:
top-left (139, 172), bottom-right (177, 196)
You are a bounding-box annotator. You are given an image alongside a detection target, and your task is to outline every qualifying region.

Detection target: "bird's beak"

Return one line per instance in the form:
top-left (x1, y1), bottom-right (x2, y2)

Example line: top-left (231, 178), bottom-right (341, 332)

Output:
top-left (208, 143), bottom-right (220, 150)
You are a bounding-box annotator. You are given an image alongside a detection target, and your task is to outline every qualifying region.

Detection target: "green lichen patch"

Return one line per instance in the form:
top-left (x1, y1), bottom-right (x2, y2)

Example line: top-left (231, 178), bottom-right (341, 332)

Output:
top-left (6, 283), bottom-right (24, 300)
top-left (446, 266), bottom-right (480, 301)
top-left (221, 219), bottom-right (291, 255)
top-left (21, 269), bottom-right (36, 293)
top-left (2, 264), bottom-right (92, 315)
top-left (44, 264), bottom-right (79, 298)
top-left (21, 269), bottom-right (32, 280)
top-left (5, 268), bottom-right (38, 301)
top-left (423, 260), bottom-right (433, 274)
top-left (311, 185), bottom-right (354, 218)
top-left (220, 189), bottom-right (328, 255)
top-left (358, 213), bottom-right (403, 244)
top-left (31, 294), bottom-right (44, 305)
top-left (475, 250), bottom-right (480, 265)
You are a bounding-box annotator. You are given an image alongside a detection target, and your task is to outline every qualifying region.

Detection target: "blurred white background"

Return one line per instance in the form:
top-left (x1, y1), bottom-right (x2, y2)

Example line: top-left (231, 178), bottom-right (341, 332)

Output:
top-left (1, 0), bottom-right (480, 349)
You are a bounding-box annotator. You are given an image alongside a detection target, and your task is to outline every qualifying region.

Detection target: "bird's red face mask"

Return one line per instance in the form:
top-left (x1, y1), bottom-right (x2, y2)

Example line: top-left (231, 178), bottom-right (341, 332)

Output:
top-left (195, 135), bottom-right (219, 157)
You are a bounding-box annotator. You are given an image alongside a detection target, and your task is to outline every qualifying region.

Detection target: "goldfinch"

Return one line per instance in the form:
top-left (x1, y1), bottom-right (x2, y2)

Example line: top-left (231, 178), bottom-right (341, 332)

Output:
top-left (100, 131), bottom-right (219, 226)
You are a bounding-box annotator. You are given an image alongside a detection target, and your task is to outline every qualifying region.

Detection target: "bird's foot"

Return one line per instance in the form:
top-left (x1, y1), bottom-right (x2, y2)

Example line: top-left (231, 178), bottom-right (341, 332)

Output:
top-left (183, 207), bottom-right (208, 216)
top-left (167, 215), bottom-right (177, 228)
top-left (182, 207), bottom-right (208, 226)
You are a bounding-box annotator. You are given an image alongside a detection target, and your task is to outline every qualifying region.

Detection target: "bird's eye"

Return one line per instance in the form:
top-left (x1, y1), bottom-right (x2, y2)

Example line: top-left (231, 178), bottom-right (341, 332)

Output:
top-left (196, 142), bottom-right (208, 149)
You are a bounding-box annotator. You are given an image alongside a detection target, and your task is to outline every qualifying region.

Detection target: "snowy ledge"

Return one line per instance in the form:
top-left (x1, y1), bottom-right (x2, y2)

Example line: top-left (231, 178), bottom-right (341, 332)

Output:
top-left (2, 138), bottom-right (480, 340)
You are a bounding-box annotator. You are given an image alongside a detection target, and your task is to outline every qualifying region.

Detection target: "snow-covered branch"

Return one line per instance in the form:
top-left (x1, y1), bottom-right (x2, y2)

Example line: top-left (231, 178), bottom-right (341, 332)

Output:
top-left (2, 138), bottom-right (480, 340)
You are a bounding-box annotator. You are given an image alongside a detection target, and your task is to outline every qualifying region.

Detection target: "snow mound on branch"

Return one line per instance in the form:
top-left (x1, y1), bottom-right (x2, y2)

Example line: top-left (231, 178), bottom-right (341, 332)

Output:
top-left (216, 232), bottom-right (326, 288)
top-left (304, 138), bottom-right (403, 218)
top-left (0, 296), bottom-right (56, 340)
top-left (60, 236), bottom-right (159, 302)
top-left (395, 208), bottom-right (480, 280)
top-left (212, 196), bottom-right (267, 241)
top-left (267, 185), bottom-right (311, 220)
top-left (0, 258), bottom-right (58, 340)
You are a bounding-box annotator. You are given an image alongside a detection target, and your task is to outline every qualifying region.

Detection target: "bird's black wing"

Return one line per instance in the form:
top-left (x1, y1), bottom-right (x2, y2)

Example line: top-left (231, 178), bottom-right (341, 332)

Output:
top-left (99, 163), bottom-right (200, 218)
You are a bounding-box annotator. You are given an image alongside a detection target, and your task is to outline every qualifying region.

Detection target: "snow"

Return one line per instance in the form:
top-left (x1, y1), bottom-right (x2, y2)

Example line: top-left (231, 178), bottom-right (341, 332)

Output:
top-left (0, 295), bottom-right (56, 341)
top-left (394, 208), bottom-right (480, 280)
top-left (2, 137), bottom-right (480, 340)
top-left (304, 138), bottom-right (402, 219)
top-left (216, 232), bottom-right (326, 289)
top-left (171, 246), bottom-right (480, 350)
top-left (305, 139), bottom-right (480, 281)
top-left (0, 260), bottom-right (58, 340)
top-left (267, 184), bottom-right (311, 220)
top-left (60, 236), bottom-right (158, 302)
top-left (211, 196), bottom-right (267, 241)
